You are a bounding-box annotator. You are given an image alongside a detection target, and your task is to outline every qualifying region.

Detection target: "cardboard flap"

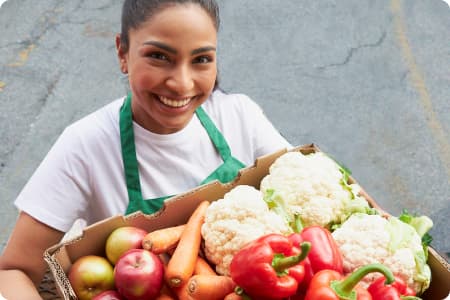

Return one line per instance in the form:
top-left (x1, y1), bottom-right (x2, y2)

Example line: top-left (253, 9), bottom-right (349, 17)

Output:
top-left (43, 247), bottom-right (77, 299)
top-left (126, 181), bottom-right (231, 231)
top-left (421, 248), bottom-right (450, 299)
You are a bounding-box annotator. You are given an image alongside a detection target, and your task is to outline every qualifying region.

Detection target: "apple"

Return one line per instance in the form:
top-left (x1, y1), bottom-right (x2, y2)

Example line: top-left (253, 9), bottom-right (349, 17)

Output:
top-left (92, 290), bottom-right (125, 300)
top-left (105, 226), bottom-right (147, 265)
top-left (68, 255), bottom-right (115, 300)
top-left (114, 249), bottom-right (164, 300)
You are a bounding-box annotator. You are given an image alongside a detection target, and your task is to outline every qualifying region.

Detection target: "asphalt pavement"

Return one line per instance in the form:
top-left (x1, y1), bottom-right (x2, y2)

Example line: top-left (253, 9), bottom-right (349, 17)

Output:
top-left (0, 0), bottom-right (449, 260)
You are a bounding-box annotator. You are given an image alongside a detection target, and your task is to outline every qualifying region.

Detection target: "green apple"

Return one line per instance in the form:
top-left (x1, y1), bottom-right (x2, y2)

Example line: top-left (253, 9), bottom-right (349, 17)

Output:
top-left (68, 255), bottom-right (115, 300)
top-left (105, 226), bottom-right (147, 265)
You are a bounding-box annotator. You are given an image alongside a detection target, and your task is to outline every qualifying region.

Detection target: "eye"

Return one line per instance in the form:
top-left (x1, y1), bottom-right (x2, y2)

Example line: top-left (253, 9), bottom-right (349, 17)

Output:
top-left (148, 52), bottom-right (169, 61)
top-left (193, 55), bottom-right (213, 64)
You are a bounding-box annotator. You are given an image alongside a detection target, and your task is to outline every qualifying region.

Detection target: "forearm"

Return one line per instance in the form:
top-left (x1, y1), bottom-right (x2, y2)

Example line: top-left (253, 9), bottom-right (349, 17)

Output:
top-left (0, 269), bottom-right (42, 300)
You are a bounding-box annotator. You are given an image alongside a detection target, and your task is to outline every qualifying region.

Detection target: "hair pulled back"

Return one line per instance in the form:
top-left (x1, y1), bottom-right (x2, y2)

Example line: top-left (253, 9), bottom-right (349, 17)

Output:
top-left (120, 0), bottom-right (220, 53)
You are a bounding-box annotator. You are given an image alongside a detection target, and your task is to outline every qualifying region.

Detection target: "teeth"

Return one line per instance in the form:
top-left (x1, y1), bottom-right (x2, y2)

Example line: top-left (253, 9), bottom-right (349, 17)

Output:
top-left (159, 96), bottom-right (192, 108)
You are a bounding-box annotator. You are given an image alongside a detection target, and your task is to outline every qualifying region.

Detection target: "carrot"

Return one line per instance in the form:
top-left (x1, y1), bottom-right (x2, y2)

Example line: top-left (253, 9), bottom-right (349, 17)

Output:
top-left (142, 224), bottom-right (186, 254)
top-left (173, 284), bottom-right (193, 300)
top-left (155, 290), bottom-right (176, 300)
top-left (155, 282), bottom-right (177, 300)
top-left (165, 201), bottom-right (210, 288)
top-left (193, 256), bottom-right (216, 276)
top-left (224, 292), bottom-right (245, 300)
top-left (187, 274), bottom-right (236, 300)
top-left (170, 256), bottom-right (218, 300)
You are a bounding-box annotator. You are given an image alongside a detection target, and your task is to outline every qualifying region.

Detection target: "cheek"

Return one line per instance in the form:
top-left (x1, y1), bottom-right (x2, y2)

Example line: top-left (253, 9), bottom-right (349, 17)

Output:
top-left (197, 68), bottom-right (217, 90)
top-left (129, 68), bottom-right (161, 90)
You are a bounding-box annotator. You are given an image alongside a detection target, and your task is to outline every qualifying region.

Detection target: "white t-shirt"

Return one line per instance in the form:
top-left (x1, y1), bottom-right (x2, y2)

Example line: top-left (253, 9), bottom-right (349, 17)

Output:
top-left (15, 90), bottom-right (291, 232)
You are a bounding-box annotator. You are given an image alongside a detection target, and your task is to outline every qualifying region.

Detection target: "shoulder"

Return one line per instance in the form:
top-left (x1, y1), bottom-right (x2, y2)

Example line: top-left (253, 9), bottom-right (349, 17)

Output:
top-left (202, 89), bottom-right (263, 121)
top-left (62, 97), bottom-right (124, 143)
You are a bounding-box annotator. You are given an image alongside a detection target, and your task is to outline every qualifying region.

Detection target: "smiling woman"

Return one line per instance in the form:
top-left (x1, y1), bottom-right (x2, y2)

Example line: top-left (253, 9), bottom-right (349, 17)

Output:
top-left (117, 3), bottom-right (218, 134)
top-left (0, 0), bottom-right (291, 299)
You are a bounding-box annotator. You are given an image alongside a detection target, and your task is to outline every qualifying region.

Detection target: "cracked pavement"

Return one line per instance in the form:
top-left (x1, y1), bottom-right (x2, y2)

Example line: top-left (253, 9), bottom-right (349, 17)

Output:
top-left (0, 0), bottom-right (449, 260)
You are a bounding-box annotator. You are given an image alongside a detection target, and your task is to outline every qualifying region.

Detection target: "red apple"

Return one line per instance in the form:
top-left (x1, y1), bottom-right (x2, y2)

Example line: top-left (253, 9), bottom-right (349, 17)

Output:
top-left (114, 249), bottom-right (164, 300)
top-left (105, 226), bottom-right (147, 265)
top-left (68, 255), bottom-right (115, 300)
top-left (92, 290), bottom-right (124, 300)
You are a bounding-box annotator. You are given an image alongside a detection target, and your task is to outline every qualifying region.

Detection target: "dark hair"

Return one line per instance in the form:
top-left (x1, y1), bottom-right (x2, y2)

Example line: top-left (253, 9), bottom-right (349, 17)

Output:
top-left (120, 0), bottom-right (220, 53)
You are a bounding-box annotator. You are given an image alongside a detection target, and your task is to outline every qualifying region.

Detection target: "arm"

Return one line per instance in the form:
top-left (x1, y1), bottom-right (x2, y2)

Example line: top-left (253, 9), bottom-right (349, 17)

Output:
top-left (0, 211), bottom-right (64, 299)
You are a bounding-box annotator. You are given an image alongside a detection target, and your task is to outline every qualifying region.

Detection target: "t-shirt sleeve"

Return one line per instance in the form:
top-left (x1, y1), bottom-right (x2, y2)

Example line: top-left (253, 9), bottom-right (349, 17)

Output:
top-left (237, 94), bottom-right (292, 158)
top-left (14, 126), bottom-right (92, 232)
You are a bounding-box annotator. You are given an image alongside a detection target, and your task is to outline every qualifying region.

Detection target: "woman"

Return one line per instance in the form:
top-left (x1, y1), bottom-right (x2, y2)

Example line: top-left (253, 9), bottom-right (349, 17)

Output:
top-left (0, 0), bottom-right (290, 298)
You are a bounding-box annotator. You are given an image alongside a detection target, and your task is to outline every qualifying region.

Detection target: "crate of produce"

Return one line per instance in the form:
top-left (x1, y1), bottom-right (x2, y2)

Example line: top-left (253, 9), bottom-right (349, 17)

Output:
top-left (43, 144), bottom-right (450, 300)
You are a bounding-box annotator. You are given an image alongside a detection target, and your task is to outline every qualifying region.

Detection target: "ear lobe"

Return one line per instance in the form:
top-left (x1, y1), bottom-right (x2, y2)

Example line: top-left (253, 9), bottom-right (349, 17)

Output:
top-left (115, 33), bottom-right (128, 74)
top-left (120, 62), bottom-right (128, 74)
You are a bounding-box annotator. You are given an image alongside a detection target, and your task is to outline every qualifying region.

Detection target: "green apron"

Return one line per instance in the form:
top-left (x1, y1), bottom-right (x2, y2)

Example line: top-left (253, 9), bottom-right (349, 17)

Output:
top-left (119, 94), bottom-right (246, 215)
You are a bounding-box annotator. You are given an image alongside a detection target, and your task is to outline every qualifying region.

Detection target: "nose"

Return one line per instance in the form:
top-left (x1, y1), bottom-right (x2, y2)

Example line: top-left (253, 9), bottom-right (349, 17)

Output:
top-left (165, 65), bottom-right (194, 95)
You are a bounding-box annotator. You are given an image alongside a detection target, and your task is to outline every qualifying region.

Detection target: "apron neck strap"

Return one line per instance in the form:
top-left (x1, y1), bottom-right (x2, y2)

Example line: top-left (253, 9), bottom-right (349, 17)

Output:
top-left (195, 106), bottom-right (231, 161)
top-left (119, 93), bottom-right (144, 202)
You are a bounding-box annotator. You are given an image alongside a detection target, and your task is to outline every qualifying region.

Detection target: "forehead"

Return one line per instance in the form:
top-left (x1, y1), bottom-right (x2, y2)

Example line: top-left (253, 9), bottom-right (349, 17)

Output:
top-left (130, 3), bottom-right (217, 45)
top-left (143, 3), bottom-right (215, 32)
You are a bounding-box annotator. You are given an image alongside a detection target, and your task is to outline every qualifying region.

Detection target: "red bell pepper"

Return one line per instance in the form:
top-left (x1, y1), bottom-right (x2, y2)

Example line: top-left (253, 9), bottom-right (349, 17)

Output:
top-left (288, 226), bottom-right (344, 292)
top-left (298, 226), bottom-right (344, 274)
top-left (304, 263), bottom-right (395, 300)
top-left (368, 275), bottom-right (419, 300)
top-left (230, 233), bottom-right (311, 300)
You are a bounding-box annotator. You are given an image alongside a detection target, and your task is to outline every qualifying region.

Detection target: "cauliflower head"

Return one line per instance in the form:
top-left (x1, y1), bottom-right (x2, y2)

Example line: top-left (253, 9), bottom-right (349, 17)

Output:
top-left (260, 151), bottom-right (370, 228)
top-left (201, 185), bottom-right (291, 275)
top-left (331, 213), bottom-right (432, 294)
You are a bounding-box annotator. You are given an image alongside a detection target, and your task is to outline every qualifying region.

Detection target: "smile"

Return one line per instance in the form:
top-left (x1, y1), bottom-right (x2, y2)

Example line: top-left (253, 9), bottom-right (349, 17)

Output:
top-left (158, 95), bottom-right (193, 108)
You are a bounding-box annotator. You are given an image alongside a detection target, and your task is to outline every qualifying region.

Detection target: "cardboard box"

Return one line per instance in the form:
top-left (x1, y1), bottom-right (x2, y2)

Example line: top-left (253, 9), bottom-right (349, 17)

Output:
top-left (44, 144), bottom-right (450, 300)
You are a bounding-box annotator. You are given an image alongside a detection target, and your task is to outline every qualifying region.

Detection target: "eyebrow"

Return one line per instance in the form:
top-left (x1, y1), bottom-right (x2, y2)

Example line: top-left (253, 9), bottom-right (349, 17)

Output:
top-left (143, 41), bottom-right (216, 55)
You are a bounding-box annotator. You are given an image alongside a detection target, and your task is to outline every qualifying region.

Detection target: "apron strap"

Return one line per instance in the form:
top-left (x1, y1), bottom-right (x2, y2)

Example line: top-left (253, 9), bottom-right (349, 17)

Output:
top-left (195, 106), bottom-right (231, 162)
top-left (119, 93), bottom-right (144, 203)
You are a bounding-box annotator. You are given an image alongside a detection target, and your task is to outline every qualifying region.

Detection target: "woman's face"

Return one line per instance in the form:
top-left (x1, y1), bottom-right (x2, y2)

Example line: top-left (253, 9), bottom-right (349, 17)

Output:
top-left (117, 4), bottom-right (217, 134)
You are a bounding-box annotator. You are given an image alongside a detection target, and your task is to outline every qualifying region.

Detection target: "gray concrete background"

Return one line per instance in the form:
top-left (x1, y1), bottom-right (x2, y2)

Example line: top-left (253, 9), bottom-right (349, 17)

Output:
top-left (0, 0), bottom-right (449, 259)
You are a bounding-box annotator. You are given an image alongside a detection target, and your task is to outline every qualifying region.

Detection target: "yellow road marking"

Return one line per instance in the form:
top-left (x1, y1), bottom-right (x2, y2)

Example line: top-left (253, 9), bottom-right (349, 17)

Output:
top-left (8, 44), bottom-right (36, 67)
top-left (391, 0), bottom-right (450, 179)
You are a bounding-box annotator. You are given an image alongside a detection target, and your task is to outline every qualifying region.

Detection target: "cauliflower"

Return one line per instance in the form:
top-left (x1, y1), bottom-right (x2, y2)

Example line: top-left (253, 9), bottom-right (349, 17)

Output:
top-left (201, 185), bottom-right (291, 275)
top-left (331, 213), bottom-right (432, 294)
top-left (260, 151), bottom-right (371, 229)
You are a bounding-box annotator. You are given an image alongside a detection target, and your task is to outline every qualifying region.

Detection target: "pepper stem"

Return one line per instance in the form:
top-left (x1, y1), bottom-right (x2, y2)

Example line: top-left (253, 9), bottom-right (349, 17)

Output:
top-left (235, 286), bottom-right (253, 300)
top-left (331, 263), bottom-right (395, 300)
top-left (272, 241), bottom-right (311, 273)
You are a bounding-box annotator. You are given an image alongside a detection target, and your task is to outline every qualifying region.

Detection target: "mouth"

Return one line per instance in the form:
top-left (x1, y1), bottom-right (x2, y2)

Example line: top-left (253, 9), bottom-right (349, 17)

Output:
top-left (157, 95), bottom-right (194, 108)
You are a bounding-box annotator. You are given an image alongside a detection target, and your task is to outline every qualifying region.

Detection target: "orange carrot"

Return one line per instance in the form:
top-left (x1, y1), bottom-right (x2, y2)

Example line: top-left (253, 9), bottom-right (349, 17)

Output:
top-left (165, 201), bottom-right (210, 288)
top-left (173, 283), bottom-right (193, 300)
top-left (170, 256), bottom-right (218, 300)
top-left (193, 256), bottom-right (216, 276)
top-left (155, 285), bottom-right (176, 300)
top-left (224, 292), bottom-right (245, 300)
top-left (142, 224), bottom-right (186, 254)
top-left (155, 282), bottom-right (177, 300)
top-left (187, 274), bottom-right (236, 300)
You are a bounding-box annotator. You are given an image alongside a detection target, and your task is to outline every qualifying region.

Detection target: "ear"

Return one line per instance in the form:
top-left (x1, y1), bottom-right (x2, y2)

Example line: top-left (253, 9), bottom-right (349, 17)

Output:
top-left (116, 33), bottom-right (128, 74)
